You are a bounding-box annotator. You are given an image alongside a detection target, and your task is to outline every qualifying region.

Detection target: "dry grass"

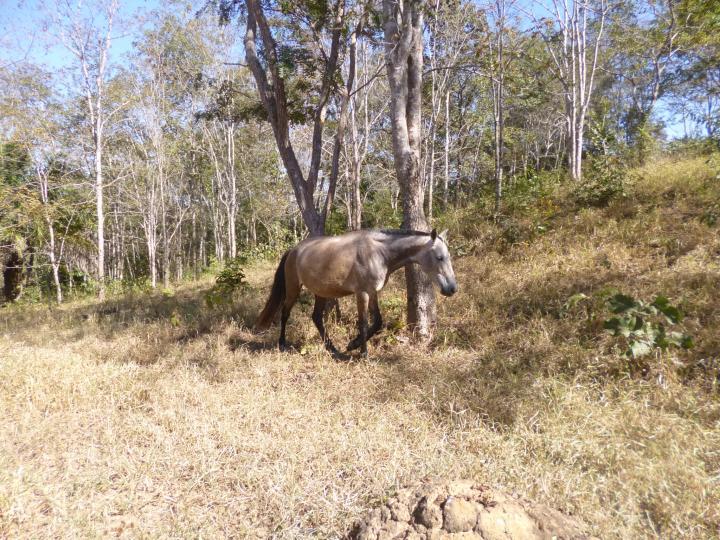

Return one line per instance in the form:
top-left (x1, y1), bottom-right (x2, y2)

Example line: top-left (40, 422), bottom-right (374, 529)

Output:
top-left (1, 155), bottom-right (719, 539)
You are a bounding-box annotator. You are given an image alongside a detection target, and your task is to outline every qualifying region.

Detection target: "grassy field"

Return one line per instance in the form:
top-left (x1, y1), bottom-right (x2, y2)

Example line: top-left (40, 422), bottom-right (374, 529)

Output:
top-left (1, 156), bottom-right (719, 538)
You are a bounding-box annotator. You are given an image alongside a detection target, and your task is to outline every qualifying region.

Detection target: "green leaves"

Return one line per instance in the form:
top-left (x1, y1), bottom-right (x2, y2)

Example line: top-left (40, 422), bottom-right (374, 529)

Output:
top-left (651, 296), bottom-right (683, 324)
top-left (205, 257), bottom-right (249, 309)
top-left (608, 293), bottom-right (637, 314)
top-left (603, 293), bottom-right (693, 358)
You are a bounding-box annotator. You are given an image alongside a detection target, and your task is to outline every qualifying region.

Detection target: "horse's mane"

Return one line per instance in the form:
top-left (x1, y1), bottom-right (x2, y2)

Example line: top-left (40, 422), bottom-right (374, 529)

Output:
top-left (378, 229), bottom-right (431, 237)
top-left (378, 229), bottom-right (447, 245)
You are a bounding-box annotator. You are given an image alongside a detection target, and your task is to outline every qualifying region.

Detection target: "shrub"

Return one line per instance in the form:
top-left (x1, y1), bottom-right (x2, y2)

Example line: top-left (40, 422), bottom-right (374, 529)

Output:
top-left (573, 155), bottom-right (626, 208)
top-left (603, 293), bottom-right (693, 358)
top-left (500, 169), bottom-right (563, 216)
top-left (205, 257), bottom-right (249, 309)
top-left (574, 118), bottom-right (628, 207)
top-left (700, 204), bottom-right (719, 227)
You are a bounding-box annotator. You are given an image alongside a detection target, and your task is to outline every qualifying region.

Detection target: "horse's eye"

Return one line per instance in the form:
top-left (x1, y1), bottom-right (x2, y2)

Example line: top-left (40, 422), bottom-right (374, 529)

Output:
top-left (436, 255), bottom-right (444, 261)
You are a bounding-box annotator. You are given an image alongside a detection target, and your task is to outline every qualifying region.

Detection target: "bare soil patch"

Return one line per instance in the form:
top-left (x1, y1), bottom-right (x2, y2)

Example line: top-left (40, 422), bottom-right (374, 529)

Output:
top-left (348, 479), bottom-right (593, 540)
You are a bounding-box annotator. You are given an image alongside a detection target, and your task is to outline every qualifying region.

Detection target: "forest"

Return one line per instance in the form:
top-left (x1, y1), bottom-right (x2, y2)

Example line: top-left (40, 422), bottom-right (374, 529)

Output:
top-left (1, 0), bottom-right (719, 538)
top-left (1, 0), bottom-right (716, 305)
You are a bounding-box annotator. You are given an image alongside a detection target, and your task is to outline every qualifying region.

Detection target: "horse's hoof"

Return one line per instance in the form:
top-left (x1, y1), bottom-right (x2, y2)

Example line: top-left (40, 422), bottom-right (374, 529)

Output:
top-left (279, 342), bottom-right (295, 353)
top-left (331, 350), bottom-right (351, 362)
top-left (346, 338), bottom-right (360, 352)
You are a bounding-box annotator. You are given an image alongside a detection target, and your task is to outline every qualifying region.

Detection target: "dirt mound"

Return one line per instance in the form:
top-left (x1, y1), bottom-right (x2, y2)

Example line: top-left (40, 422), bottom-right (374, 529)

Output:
top-left (347, 479), bottom-right (595, 540)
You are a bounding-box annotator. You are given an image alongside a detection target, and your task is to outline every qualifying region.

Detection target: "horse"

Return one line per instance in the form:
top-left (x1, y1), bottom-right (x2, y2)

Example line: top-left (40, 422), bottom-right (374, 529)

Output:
top-left (254, 228), bottom-right (458, 360)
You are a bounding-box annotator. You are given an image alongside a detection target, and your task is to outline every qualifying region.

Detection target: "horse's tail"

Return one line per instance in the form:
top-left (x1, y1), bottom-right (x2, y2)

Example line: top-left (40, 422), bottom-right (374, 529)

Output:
top-left (254, 250), bottom-right (291, 331)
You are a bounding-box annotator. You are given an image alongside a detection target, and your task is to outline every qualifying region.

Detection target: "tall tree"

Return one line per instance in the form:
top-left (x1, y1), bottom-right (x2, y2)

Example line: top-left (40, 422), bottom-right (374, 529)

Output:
top-left (54, 0), bottom-right (121, 299)
top-left (533, 0), bottom-right (608, 181)
top-left (238, 0), bottom-right (349, 236)
top-left (490, 0), bottom-right (509, 213)
top-left (383, 0), bottom-right (435, 336)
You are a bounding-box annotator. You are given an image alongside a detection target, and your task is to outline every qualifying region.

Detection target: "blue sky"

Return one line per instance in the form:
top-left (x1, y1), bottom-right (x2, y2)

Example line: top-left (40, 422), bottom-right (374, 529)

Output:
top-left (1, 0), bottom-right (687, 139)
top-left (1, 0), bottom-right (163, 70)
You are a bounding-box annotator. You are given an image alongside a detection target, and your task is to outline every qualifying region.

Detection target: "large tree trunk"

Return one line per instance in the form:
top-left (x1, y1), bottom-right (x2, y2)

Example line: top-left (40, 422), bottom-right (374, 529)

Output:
top-left (383, 0), bottom-right (436, 337)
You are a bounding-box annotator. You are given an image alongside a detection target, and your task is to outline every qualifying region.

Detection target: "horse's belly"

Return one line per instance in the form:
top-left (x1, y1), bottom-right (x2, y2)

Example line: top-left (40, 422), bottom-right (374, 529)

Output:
top-left (300, 271), bottom-right (355, 298)
top-left (295, 255), bottom-right (356, 298)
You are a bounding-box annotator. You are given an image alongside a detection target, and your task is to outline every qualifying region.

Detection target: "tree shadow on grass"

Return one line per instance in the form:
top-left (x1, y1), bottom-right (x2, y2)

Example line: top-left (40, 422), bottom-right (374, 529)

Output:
top-left (368, 347), bottom-right (543, 429)
top-left (0, 285), bottom-right (269, 366)
top-left (364, 264), bottom-right (632, 429)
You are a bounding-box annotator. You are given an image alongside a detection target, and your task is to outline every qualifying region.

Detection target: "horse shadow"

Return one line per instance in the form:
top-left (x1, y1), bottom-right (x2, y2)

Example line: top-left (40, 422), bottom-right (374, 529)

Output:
top-left (227, 332), bottom-right (278, 353)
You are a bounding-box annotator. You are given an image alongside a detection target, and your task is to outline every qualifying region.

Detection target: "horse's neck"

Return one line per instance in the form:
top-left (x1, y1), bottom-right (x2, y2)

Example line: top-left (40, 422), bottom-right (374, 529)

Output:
top-left (384, 234), bottom-right (428, 273)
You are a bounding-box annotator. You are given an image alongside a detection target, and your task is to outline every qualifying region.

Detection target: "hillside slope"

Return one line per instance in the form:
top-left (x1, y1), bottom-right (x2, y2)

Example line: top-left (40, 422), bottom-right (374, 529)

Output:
top-left (1, 156), bottom-right (719, 538)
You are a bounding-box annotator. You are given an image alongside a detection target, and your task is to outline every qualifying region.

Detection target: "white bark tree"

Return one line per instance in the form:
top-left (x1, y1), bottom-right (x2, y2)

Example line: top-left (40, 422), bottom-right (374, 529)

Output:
top-left (533, 0), bottom-right (608, 181)
top-left (55, 0), bottom-right (120, 298)
top-left (423, 0), bottom-right (473, 219)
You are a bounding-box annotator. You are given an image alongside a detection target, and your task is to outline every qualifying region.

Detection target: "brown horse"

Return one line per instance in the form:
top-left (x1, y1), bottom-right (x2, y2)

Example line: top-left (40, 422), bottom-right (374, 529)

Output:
top-left (255, 228), bottom-right (457, 359)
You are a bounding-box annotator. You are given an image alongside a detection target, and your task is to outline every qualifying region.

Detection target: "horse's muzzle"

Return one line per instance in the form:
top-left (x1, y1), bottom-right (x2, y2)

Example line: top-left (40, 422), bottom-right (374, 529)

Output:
top-left (441, 282), bottom-right (458, 297)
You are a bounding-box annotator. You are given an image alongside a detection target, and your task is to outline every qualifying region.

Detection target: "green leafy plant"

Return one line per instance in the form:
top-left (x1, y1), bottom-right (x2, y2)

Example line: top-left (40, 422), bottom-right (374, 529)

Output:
top-left (603, 293), bottom-right (693, 357)
top-left (561, 292), bottom-right (590, 316)
top-left (205, 257), bottom-right (249, 309)
top-left (700, 203), bottom-right (719, 227)
top-left (573, 156), bottom-right (626, 207)
top-left (574, 119), bottom-right (627, 207)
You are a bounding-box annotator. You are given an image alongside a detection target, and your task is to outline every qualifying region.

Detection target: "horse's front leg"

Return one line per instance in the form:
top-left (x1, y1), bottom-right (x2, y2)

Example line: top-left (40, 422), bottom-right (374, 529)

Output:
top-left (347, 292), bottom-right (381, 352)
top-left (312, 296), bottom-right (349, 361)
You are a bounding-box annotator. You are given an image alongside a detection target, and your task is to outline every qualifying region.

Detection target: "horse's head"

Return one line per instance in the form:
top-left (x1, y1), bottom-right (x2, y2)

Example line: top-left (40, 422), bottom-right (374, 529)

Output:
top-left (418, 228), bottom-right (458, 297)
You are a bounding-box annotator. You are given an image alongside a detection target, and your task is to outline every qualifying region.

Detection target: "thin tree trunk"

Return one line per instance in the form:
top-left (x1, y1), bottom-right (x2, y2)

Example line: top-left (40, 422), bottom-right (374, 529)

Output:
top-left (161, 173), bottom-right (170, 289)
top-left (227, 123), bottom-right (237, 258)
top-left (427, 131), bottom-right (435, 221)
top-left (492, 0), bottom-right (505, 214)
top-left (443, 89), bottom-right (450, 209)
top-left (48, 220), bottom-right (62, 304)
top-left (95, 123), bottom-right (106, 298)
top-left (349, 96), bottom-right (363, 230)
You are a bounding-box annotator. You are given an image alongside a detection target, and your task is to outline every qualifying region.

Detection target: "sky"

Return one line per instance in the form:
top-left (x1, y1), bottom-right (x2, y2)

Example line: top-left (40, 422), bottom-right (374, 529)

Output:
top-left (0, 0), bottom-right (688, 139)
top-left (1, 0), bottom-right (163, 71)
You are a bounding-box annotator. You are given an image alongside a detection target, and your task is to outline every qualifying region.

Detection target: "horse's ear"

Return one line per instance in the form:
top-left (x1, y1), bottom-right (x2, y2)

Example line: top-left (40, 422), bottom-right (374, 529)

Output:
top-left (439, 229), bottom-right (448, 241)
top-left (430, 228), bottom-right (437, 241)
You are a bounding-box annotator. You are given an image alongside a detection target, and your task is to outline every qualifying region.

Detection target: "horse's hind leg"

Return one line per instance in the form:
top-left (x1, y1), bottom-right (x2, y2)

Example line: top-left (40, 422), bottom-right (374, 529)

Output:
top-left (278, 279), bottom-right (301, 351)
top-left (312, 296), bottom-right (348, 361)
top-left (367, 292), bottom-right (383, 339)
top-left (347, 292), bottom-right (381, 352)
